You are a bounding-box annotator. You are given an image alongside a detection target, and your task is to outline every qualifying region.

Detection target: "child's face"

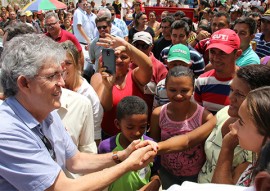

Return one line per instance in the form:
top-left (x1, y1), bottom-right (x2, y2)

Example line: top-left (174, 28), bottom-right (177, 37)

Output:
top-left (167, 60), bottom-right (190, 70)
top-left (166, 75), bottom-right (194, 104)
top-left (115, 114), bottom-right (148, 143)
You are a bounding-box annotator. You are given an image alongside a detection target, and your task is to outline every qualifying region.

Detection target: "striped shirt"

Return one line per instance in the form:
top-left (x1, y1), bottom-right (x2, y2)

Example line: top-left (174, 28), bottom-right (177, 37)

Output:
top-left (159, 44), bottom-right (205, 76)
top-left (194, 70), bottom-right (232, 114)
top-left (254, 33), bottom-right (270, 58)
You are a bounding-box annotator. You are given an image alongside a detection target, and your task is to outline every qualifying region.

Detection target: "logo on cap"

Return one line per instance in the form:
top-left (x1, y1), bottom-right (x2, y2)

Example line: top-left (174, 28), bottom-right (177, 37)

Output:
top-left (212, 34), bottom-right (229, 41)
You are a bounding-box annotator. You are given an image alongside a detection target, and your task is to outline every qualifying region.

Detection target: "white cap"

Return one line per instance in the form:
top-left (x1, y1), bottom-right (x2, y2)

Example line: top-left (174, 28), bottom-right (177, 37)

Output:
top-left (132, 31), bottom-right (153, 45)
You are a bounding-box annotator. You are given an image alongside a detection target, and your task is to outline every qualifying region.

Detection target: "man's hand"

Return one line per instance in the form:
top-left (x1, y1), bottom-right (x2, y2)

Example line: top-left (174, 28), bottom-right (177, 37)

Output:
top-left (124, 145), bottom-right (157, 171)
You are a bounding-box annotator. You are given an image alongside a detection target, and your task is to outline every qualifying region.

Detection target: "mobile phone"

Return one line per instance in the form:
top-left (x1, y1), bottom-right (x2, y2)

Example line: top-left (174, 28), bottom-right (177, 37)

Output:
top-left (102, 48), bottom-right (116, 74)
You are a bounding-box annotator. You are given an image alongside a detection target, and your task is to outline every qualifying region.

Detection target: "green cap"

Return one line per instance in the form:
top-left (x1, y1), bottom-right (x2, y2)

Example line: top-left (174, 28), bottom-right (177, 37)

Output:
top-left (167, 44), bottom-right (191, 64)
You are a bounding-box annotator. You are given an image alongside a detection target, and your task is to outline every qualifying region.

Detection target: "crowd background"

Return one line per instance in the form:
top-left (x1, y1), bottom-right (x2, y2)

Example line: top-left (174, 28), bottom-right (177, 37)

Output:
top-left (1, 0), bottom-right (270, 190)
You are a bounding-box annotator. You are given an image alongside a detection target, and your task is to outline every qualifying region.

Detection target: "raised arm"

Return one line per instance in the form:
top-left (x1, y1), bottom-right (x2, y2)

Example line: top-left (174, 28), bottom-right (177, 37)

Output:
top-left (98, 34), bottom-right (152, 87)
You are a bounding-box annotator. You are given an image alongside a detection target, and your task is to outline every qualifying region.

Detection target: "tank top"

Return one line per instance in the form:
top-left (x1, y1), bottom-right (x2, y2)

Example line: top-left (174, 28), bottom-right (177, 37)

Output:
top-left (101, 70), bottom-right (145, 136)
top-left (160, 103), bottom-right (206, 176)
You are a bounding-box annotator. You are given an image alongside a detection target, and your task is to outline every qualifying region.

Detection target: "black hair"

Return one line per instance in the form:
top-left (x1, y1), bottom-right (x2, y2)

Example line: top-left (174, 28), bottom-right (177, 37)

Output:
top-left (174, 11), bottom-right (186, 19)
top-left (234, 16), bottom-right (257, 35)
top-left (253, 140), bottom-right (270, 178)
top-left (116, 96), bottom-right (148, 120)
top-left (236, 65), bottom-right (270, 90)
top-left (181, 17), bottom-right (195, 32)
top-left (134, 12), bottom-right (146, 27)
top-left (161, 15), bottom-right (175, 25)
top-left (213, 11), bottom-right (230, 25)
top-left (170, 20), bottom-right (190, 35)
top-left (165, 66), bottom-right (195, 87)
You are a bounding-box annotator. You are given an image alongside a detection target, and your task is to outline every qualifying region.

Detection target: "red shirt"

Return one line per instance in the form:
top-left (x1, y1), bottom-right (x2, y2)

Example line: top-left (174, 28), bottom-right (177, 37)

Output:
top-left (45, 28), bottom-right (82, 52)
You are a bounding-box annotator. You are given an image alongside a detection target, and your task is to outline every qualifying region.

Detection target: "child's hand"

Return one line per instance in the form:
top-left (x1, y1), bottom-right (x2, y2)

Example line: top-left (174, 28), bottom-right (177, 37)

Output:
top-left (135, 140), bottom-right (159, 152)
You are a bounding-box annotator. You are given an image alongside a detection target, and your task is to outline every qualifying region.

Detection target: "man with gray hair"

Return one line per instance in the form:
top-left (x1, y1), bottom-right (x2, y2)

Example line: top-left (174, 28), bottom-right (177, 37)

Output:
top-left (0, 34), bottom-right (157, 191)
top-left (94, 7), bottom-right (124, 38)
top-left (45, 12), bottom-right (84, 70)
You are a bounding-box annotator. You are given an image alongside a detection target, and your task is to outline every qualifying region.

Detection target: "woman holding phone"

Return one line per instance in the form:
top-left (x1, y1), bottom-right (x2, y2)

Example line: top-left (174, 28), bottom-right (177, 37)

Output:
top-left (91, 34), bottom-right (152, 140)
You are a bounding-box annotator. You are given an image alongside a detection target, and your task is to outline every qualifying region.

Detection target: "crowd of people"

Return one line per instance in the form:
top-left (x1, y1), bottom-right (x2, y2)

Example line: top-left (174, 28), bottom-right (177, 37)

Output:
top-left (0, 0), bottom-right (270, 190)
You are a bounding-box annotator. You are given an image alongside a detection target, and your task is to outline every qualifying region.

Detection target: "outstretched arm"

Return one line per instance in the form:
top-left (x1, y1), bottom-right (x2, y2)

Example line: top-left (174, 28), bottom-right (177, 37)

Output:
top-left (158, 112), bottom-right (215, 154)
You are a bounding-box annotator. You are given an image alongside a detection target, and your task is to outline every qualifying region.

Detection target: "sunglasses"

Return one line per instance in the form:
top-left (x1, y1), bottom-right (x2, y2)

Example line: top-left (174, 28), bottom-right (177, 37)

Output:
top-left (97, 25), bottom-right (108, 30)
top-left (133, 42), bottom-right (150, 50)
top-left (111, 13), bottom-right (115, 16)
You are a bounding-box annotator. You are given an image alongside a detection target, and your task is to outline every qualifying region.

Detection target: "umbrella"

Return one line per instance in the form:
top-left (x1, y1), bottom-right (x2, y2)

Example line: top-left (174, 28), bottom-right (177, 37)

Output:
top-left (22, 0), bottom-right (67, 12)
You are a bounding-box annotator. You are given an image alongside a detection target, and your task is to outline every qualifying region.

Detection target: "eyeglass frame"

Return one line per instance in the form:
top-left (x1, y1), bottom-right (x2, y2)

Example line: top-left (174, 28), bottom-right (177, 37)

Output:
top-left (44, 20), bottom-right (59, 28)
top-left (35, 71), bottom-right (64, 83)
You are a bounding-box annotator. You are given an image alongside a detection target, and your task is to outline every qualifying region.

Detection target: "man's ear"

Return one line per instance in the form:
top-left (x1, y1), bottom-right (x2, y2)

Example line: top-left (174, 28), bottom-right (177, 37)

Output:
top-left (254, 171), bottom-right (270, 191)
top-left (114, 119), bottom-right (121, 130)
top-left (17, 76), bottom-right (30, 93)
top-left (235, 49), bottom-right (243, 59)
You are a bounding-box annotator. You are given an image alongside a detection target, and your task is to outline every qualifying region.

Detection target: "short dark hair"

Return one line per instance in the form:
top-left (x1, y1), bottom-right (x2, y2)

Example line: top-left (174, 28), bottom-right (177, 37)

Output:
top-left (236, 65), bottom-right (270, 90)
top-left (181, 17), bottom-right (195, 32)
top-left (234, 17), bottom-right (257, 35)
top-left (174, 11), bottom-right (186, 18)
top-left (95, 16), bottom-right (111, 25)
top-left (213, 11), bottom-right (230, 25)
top-left (161, 16), bottom-right (175, 25)
top-left (170, 20), bottom-right (190, 35)
top-left (116, 96), bottom-right (148, 120)
top-left (165, 66), bottom-right (195, 87)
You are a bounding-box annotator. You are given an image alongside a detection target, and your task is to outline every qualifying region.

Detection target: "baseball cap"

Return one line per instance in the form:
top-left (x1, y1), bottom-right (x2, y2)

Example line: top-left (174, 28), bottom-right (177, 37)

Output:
top-left (25, 10), bottom-right (33, 17)
top-left (206, 29), bottom-right (240, 54)
top-left (19, 11), bottom-right (26, 16)
top-left (167, 44), bottom-right (191, 64)
top-left (262, 9), bottom-right (270, 21)
top-left (36, 10), bottom-right (45, 14)
top-left (132, 31), bottom-right (153, 45)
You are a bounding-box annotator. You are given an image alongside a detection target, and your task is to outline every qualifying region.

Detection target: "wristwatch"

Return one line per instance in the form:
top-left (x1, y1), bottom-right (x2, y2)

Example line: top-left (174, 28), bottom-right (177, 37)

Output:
top-left (112, 151), bottom-right (121, 164)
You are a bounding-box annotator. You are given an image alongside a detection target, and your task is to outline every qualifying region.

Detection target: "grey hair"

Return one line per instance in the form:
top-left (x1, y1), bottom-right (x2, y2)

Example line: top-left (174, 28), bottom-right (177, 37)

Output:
top-left (45, 11), bottom-right (59, 21)
top-left (97, 7), bottom-right (111, 19)
top-left (0, 34), bottom-right (65, 97)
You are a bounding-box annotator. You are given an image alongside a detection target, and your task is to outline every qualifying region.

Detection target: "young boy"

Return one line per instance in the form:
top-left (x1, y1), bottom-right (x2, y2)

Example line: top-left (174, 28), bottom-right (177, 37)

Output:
top-left (98, 96), bottom-right (160, 191)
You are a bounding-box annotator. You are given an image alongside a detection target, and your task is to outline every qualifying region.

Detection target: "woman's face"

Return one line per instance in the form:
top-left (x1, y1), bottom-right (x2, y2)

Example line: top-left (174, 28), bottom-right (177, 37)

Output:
top-left (115, 52), bottom-right (130, 76)
top-left (228, 76), bottom-right (251, 118)
top-left (138, 14), bottom-right (148, 26)
top-left (61, 52), bottom-right (77, 86)
top-left (232, 100), bottom-right (264, 153)
top-left (149, 12), bottom-right (156, 21)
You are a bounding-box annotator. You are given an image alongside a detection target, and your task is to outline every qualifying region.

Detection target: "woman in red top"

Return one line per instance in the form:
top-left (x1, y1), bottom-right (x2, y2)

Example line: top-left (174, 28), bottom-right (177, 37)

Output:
top-left (91, 34), bottom-right (152, 139)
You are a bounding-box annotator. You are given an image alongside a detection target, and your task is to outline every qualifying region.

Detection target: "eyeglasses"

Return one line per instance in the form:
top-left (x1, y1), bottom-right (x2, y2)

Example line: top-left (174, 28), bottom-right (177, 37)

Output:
top-left (97, 25), bottom-right (108, 30)
top-left (44, 21), bottom-right (58, 28)
top-left (133, 42), bottom-right (150, 50)
top-left (36, 71), bottom-right (64, 83)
